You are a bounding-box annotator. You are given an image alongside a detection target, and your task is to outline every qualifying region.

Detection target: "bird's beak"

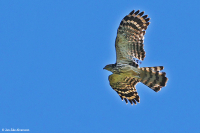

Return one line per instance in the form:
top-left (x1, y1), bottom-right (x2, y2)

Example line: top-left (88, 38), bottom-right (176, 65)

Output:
top-left (103, 67), bottom-right (105, 70)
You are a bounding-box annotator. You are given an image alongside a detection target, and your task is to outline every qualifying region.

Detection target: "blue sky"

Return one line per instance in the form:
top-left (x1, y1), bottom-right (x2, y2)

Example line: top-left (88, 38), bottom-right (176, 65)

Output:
top-left (0, 0), bottom-right (200, 132)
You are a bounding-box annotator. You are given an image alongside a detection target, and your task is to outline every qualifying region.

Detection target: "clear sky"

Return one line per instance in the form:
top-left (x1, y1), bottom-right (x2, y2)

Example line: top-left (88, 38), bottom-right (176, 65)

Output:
top-left (0, 0), bottom-right (200, 133)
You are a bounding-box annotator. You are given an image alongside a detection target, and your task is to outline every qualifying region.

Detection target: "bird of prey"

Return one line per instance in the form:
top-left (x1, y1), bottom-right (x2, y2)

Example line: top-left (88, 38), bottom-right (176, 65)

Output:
top-left (103, 10), bottom-right (168, 105)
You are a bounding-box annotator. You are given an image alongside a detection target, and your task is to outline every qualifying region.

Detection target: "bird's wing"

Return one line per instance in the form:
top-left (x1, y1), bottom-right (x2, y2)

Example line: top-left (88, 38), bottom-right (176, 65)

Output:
top-left (115, 10), bottom-right (150, 64)
top-left (108, 73), bottom-right (140, 105)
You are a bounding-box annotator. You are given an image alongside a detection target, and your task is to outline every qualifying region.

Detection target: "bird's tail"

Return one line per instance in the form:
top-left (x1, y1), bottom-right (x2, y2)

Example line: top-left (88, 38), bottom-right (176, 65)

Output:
top-left (139, 66), bottom-right (168, 92)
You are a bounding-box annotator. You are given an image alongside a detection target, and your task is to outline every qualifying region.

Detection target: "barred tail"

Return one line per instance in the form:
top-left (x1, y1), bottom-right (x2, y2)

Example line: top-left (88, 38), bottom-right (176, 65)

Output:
top-left (139, 66), bottom-right (168, 92)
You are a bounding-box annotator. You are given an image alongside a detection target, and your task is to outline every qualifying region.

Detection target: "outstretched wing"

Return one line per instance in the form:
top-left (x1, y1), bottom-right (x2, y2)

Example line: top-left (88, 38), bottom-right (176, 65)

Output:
top-left (115, 10), bottom-right (150, 64)
top-left (108, 74), bottom-right (140, 105)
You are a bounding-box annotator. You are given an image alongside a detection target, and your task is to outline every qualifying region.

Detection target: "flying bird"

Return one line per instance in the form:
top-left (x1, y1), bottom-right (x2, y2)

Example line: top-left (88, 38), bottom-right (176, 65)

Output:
top-left (103, 10), bottom-right (168, 105)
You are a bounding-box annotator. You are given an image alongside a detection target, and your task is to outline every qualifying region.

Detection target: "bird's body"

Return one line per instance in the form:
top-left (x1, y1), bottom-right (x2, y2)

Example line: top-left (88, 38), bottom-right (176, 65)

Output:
top-left (104, 9), bottom-right (168, 105)
top-left (107, 63), bottom-right (140, 76)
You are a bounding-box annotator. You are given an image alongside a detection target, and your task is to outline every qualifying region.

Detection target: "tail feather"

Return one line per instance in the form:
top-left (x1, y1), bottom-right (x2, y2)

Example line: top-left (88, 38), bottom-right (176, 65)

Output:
top-left (140, 66), bottom-right (168, 92)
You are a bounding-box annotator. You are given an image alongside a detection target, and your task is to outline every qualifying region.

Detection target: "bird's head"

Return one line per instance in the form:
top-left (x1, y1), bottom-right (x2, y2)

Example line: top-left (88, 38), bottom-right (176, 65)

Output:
top-left (103, 64), bottom-right (115, 72)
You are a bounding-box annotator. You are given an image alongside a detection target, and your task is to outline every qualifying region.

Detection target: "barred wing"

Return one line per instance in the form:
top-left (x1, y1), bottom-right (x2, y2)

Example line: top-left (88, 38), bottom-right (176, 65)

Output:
top-left (115, 10), bottom-right (150, 64)
top-left (108, 74), bottom-right (140, 105)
